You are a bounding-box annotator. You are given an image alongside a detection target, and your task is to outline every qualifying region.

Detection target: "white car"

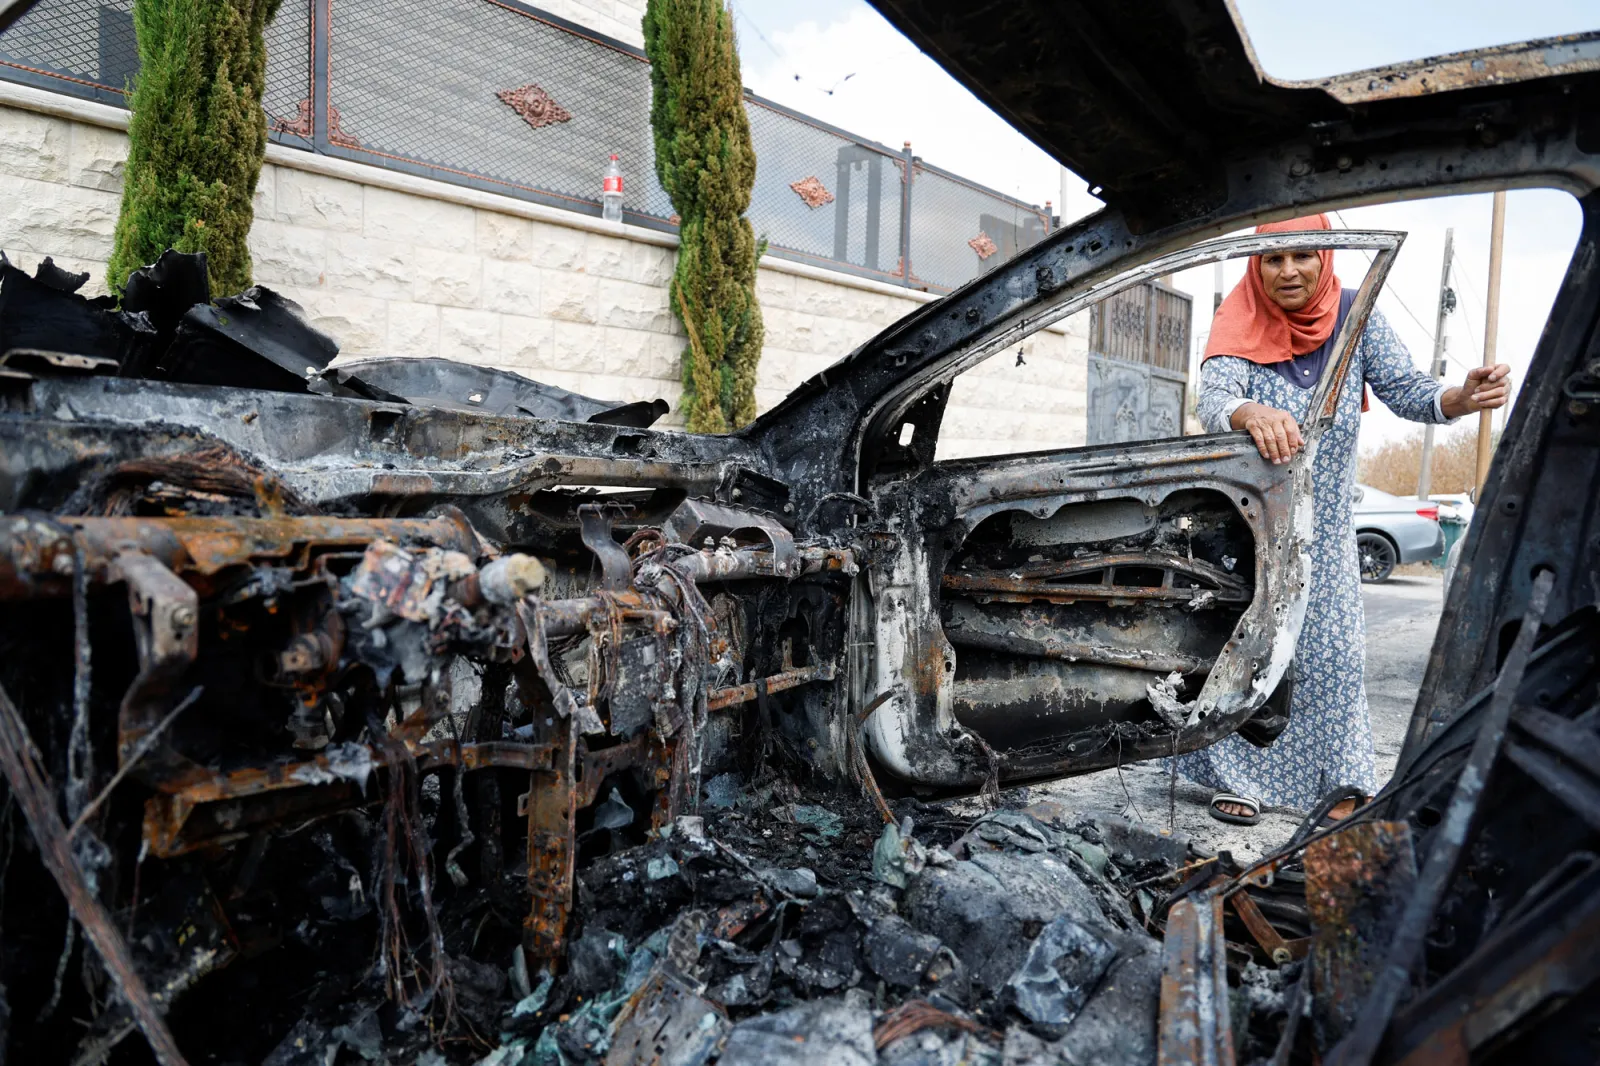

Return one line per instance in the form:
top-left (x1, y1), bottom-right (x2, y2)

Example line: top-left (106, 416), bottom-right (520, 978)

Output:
top-left (1353, 484), bottom-right (1447, 582)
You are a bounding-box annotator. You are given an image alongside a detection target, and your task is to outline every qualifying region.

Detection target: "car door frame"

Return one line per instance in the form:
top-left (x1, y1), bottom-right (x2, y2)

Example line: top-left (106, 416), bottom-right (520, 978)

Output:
top-left (853, 229), bottom-right (1403, 789)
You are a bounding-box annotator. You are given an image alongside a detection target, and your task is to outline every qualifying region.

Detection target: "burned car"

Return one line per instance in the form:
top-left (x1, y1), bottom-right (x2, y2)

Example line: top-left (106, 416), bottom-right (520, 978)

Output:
top-left (2, 1), bottom-right (1599, 1063)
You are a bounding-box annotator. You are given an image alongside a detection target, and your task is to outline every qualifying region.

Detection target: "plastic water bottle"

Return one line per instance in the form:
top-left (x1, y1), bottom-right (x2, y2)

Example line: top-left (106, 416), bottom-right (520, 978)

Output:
top-left (601, 154), bottom-right (623, 223)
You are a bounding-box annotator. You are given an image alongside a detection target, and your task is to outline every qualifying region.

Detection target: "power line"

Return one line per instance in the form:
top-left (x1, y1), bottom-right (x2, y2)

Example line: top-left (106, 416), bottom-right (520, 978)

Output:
top-left (1332, 210), bottom-right (1474, 375)
top-left (728, 0), bottom-right (785, 61)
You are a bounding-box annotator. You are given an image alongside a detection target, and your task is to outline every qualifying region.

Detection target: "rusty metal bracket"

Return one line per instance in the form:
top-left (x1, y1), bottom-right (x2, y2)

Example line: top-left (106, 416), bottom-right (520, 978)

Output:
top-left (525, 717), bottom-right (579, 969)
top-left (661, 497), bottom-right (799, 576)
top-left (706, 662), bottom-right (837, 712)
top-left (1158, 890), bottom-right (1236, 1066)
top-left (142, 738), bottom-right (556, 857)
top-left (111, 550), bottom-right (201, 781)
top-left (1230, 890), bottom-right (1309, 966)
top-left (578, 502), bottom-right (634, 591)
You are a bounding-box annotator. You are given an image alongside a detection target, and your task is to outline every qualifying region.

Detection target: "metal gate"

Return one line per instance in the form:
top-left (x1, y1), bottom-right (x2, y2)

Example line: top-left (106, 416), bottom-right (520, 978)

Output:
top-left (1087, 281), bottom-right (1193, 444)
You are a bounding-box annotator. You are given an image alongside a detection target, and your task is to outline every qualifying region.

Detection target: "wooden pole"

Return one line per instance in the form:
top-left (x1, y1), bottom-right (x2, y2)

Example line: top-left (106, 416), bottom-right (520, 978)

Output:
top-left (1477, 191), bottom-right (1508, 494)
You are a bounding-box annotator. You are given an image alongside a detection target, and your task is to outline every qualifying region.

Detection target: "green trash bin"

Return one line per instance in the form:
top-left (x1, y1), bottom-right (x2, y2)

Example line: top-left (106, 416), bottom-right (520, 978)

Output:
top-left (1436, 515), bottom-right (1467, 568)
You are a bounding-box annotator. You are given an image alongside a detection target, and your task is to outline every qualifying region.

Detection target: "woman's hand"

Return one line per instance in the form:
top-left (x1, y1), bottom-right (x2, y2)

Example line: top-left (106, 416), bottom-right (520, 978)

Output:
top-left (1231, 402), bottom-right (1304, 465)
top-left (1440, 364), bottom-right (1512, 419)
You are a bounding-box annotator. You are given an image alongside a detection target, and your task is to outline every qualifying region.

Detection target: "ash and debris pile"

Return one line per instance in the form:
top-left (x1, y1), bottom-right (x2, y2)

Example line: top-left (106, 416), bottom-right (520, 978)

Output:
top-left (256, 786), bottom-right (1206, 1066)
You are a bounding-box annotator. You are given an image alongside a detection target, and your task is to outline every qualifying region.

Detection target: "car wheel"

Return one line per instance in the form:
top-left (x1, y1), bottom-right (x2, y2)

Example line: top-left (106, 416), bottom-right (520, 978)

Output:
top-left (1357, 532), bottom-right (1397, 583)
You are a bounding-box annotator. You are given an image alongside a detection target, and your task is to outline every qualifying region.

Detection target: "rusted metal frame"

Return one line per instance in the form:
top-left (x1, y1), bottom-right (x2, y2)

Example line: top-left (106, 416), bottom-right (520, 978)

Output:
top-left (0, 512), bottom-right (480, 599)
top-left (1229, 890), bottom-right (1308, 965)
top-left (156, 739), bottom-right (557, 801)
top-left (111, 551), bottom-right (204, 786)
top-left (1329, 568), bottom-right (1556, 1066)
top-left (1299, 30), bottom-right (1600, 106)
top-left (524, 717), bottom-right (578, 969)
top-left (528, 593), bottom-right (672, 639)
top-left (1386, 860), bottom-right (1600, 1065)
top-left (571, 732), bottom-right (667, 808)
top-left (1303, 241), bottom-right (1399, 436)
top-left (141, 739), bottom-right (557, 857)
top-left (946, 550), bottom-right (1249, 597)
top-left (844, 229), bottom-right (1405, 489)
top-left (705, 662), bottom-right (838, 712)
top-left (941, 624), bottom-right (1206, 675)
top-left (1157, 890), bottom-right (1236, 1066)
top-left (942, 574), bottom-right (1247, 606)
top-left (0, 680), bottom-right (192, 1066)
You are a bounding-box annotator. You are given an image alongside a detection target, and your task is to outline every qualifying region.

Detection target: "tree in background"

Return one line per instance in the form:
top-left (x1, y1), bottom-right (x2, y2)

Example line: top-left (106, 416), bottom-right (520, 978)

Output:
top-left (1358, 425), bottom-right (1503, 496)
top-left (644, 0), bottom-right (764, 432)
top-left (107, 0), bottom-right (280, 296)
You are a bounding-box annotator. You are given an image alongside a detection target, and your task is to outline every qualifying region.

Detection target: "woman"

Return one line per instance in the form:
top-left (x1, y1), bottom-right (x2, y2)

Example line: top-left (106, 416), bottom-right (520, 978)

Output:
top-left (1178, 214), bottom-right (1511, 826)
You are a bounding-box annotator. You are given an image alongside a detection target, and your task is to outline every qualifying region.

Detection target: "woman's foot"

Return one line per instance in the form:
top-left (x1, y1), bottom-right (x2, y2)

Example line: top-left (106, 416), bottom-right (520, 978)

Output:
top-left (1209, 791), bottom-right (1261, 826)
top-left (1320, 795), bottom-right (1372, 826)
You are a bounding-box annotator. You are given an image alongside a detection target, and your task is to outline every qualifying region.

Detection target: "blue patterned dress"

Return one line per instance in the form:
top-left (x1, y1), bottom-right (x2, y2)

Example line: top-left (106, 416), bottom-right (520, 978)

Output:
top-left (1176, 300), bottom-right (1451, 810)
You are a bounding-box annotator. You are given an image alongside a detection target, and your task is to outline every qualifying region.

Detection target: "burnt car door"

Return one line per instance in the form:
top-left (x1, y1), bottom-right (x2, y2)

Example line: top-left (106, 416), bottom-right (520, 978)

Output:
top-left (853, 229), bottom-right (1400, 789)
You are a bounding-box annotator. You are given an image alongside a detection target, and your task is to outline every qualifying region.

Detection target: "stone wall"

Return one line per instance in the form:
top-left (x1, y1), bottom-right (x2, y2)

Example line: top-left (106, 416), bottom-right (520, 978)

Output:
top-left (0, 84), bottom-right (1086, 455)
top-left (535, 0), bottom-right (647, 48)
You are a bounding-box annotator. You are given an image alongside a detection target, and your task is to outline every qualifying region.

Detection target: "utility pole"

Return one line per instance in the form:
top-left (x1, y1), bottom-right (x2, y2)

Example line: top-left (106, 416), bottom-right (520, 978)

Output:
top-left (1213, 260), bottom-right (1224, 314)
top-left (1417, 228), bottom-right (1455, 500)
top-left (1477, 191), bottom-right (1507, 494)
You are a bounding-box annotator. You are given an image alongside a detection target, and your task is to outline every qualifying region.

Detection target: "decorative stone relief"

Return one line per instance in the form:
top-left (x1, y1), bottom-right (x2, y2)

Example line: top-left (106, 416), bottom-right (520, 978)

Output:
top-left (968, 232), bottom-right (998, 260)
top-left (496, 84), bottom-right (573, 130)
top-left (789, 176), bottom-right (834, 209)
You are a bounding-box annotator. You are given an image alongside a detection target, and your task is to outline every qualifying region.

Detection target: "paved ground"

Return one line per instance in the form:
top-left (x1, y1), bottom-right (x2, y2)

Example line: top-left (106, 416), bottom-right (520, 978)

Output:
top-left (1021, 571), bottom-right (1446, 861)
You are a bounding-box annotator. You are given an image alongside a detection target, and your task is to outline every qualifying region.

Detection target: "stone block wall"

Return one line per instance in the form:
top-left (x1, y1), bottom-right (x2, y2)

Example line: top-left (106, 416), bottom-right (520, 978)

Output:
top-left (536, 0), bottom-right (647, 48)
top-left (0, 87), bottom-right (1087, 453)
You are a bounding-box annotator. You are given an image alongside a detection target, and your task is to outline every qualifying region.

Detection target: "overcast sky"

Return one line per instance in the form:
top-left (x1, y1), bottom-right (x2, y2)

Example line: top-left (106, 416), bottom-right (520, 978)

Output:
top-left (731, 0), bottom-right (1595, 450)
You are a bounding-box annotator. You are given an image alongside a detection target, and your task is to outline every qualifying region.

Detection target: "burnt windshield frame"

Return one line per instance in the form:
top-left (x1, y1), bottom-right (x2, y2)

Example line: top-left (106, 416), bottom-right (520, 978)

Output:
top-left (896, 229), bottom-right (1405, 470)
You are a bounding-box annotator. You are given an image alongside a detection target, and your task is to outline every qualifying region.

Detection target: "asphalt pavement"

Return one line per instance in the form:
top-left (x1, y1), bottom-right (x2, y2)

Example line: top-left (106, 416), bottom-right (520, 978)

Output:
top-left (1017, 570), bottom-right (1446, 861)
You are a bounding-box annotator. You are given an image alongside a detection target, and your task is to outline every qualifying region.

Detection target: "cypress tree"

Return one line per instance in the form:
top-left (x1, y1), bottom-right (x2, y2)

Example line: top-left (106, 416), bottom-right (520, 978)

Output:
top-left (107, 0), bottom-right (281, 297)
top-left (643, 0), bottom-right (764, 433)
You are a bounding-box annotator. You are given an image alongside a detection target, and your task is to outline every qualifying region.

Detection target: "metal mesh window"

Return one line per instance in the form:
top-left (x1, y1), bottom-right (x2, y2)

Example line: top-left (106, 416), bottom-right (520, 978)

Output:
top-left (0, 0), bottom-right (1051, 287)
top-left (907, 164), bottom-right (1048, 291)
top-left (744, 98), bottom-right (902, 281)
top-left (0, 0), bottom-right (136, 99)
top-left (0, 0), bottom-right (314, 136)
top-left (327, 0), bottom-right (672, 218)
top-left (265, 0), bottom-right (313, 139)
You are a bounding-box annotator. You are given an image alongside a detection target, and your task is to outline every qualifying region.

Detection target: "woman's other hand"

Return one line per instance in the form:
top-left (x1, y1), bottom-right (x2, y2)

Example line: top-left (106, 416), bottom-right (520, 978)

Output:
top-left (1441, 364), bottom-right (1513, 419)
top-left (1231, 401), bottom-right (1304, 464)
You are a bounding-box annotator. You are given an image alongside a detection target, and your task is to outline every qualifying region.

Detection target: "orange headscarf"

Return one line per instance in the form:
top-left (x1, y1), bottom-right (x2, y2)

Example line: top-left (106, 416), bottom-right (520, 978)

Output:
top-left (1203, 213), bottom-right (1342, 364)
top-left (1203, 213), bottom-right (1368, 411)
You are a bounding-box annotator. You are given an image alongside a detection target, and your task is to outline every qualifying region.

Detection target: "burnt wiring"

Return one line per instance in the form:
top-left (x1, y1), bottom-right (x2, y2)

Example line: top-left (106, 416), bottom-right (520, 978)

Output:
top-left (370, 717), bottom-right (454, 1028)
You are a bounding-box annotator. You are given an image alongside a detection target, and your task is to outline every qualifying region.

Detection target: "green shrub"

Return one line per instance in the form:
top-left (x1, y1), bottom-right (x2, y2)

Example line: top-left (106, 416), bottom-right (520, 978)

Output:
top-left (643, 0), bottom-right (764, 432)
top-left (107, 0), bottom-right (280, 297)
